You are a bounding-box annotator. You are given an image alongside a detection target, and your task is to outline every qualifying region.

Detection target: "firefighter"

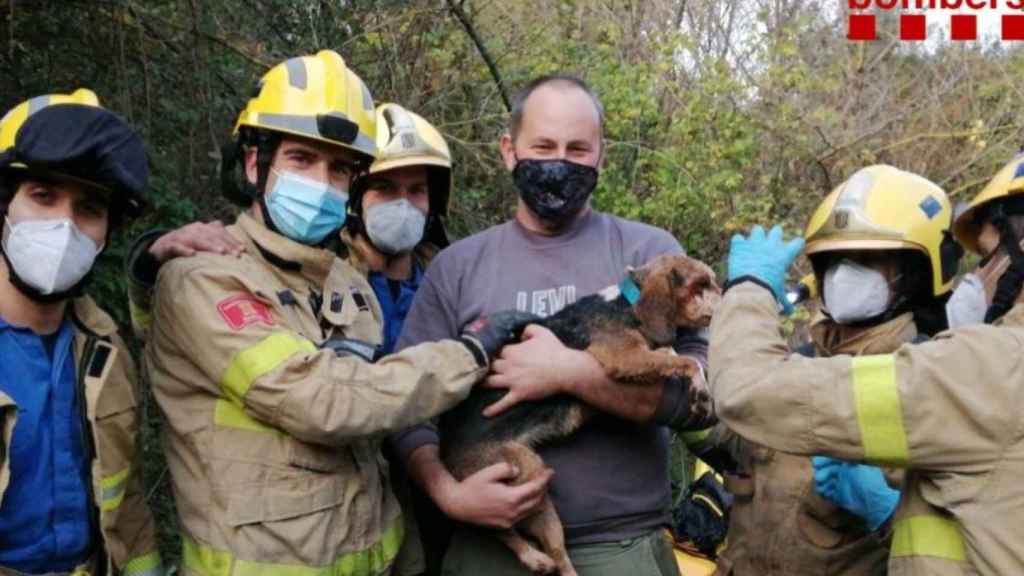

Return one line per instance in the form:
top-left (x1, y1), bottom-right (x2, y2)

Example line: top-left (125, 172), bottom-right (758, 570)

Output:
top-left (342, 102), bottom-right (453, 355)
top-left (0, 89), bottom-right (162, 575)
top-left (144, 50), bottom-right (530, 575)
top-left (690, 165), bottom-right (961, 574)
top-left (710, 155), bottom-right (1024, 573)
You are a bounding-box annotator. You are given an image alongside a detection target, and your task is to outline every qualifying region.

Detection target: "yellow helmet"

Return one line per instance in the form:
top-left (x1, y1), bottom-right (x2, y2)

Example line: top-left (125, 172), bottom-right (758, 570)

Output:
top-left (953, 153), bottom-right (1024, 255)
top-left (234, 50), bottom-right (376, 161)
top-left (368, 103), bottom-right (452, 215)
top-left (0, 89), bottom-right (101, 159)
top-left (804, 165), bottom-right (960, 297)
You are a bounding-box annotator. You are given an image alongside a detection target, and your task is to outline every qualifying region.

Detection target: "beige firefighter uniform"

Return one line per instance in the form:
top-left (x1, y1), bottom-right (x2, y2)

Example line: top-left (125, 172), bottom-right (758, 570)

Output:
top-left (691, 313), bottom-right (917, 576)
top-left (145, 213), bottom-right (486, 575)
top-left (693, 426), bottom-right (890, 576)
top-left (710, 281), bottom-right (1024, 575)
top-left (0, 297), bottom-right (163, 576)
top-left (125, 226), bottom-right (444, 576)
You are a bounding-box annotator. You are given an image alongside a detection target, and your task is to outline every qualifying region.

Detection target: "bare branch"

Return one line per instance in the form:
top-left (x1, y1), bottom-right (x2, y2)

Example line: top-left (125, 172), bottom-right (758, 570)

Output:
top-left (445, 0), bottom-right (511, 112)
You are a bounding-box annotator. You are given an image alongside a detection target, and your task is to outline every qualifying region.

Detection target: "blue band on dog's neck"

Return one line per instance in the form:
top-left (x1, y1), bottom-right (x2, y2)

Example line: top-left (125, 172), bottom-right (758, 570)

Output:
top-left (619, 275), bottom-right (641, 305)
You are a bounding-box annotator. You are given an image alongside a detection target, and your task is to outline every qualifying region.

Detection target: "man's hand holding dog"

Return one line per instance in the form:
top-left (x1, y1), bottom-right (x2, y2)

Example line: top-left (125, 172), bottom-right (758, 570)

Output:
top-left (442, 462), bottom-right (554, 529)
top-left (483, 324), bottom-right (602, 416)
top-left (407, 445), bottom-right (553, 529)
top-left (485, 324), bottom-right (664, 422)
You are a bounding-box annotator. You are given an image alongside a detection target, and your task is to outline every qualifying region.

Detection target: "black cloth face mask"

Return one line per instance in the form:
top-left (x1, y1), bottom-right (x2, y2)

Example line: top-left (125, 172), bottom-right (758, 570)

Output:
top-left (512, 158), bottom-right (598, 225)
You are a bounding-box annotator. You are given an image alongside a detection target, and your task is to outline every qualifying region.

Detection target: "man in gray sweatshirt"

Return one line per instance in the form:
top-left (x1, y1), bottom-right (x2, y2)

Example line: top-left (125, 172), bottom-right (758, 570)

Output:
top-left (391, 74), bottom-right (710, 576)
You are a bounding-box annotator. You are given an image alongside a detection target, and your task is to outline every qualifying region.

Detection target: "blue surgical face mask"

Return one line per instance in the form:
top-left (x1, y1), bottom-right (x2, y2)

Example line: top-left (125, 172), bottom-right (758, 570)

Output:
top-left (265, 169), bottom-right (348, 245)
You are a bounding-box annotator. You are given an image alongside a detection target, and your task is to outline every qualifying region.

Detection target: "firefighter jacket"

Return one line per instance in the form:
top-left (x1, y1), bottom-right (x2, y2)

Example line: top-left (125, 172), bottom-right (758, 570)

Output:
top-left (0, 297), bottom-right (163, 576)
top-left (691, 313), bottom-right (918, 575)
top-left (145, 213), bottom-right (486, 575)
top-left (709, 281), bottom-right (1024, 575)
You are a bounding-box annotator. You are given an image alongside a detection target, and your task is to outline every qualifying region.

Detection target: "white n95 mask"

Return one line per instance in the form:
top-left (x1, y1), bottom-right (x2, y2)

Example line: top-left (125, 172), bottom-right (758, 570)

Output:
top-left (2, 217), bottom-right (102, 295)
top-left (945, 273), bottom-right (987, 329)
top-left (364, 198), bottom-right (427, 255)
top-left (823, 260), bottom-right (891, 324)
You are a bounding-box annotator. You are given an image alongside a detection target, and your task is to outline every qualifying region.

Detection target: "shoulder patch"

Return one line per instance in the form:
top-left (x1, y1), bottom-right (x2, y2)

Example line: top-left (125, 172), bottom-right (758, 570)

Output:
top-left (217, 294), bottom-right (275, 331)
top-left (350, 288), bottom-right (370, 311)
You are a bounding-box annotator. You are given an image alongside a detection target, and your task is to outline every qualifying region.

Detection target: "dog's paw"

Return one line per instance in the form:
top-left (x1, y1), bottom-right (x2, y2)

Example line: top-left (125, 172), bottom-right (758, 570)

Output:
top-left (682, 368), bottom-right (716, 429)
top-left (518, 548), bottom-right (558, 574)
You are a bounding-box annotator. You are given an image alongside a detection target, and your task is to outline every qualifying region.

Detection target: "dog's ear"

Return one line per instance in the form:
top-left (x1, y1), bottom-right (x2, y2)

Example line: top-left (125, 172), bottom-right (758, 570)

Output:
top-left (634, 265), bottom-right (677, 346)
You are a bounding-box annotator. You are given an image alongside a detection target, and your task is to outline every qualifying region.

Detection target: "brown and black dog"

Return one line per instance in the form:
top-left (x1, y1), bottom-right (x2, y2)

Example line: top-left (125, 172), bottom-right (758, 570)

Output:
top-left (441, 254), bottom-right (721, 575)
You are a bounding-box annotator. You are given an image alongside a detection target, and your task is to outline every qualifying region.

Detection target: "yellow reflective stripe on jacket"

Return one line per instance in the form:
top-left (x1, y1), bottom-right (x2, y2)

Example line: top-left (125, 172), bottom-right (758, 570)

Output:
top-left (851, 355), bottom-right (909, 466)
top-left (681, 428), bottom-right (712, 445)
top-left (100, 467), bottom-right (131, 512)
top-left (891, 515), bottom-right (966, 562)
top-left (182, 518), bottom-right (403, 576)
top-left (221, 333), bottom-right (316, 401)
top-left (123, 551), bottom-right (164, 576)
top-left (213, 399), bottom-right (282, 434)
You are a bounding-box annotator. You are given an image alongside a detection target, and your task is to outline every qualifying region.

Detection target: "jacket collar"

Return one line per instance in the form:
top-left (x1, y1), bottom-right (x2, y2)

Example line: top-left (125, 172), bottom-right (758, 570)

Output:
top-left (998, 303), bottom-right (1024, 327)
top-left (235, 212), bottom-right (337, 287)
top-left (71, 295), bottom-right (118, 338)
top-left (810, 311), bottom-right (917, 357)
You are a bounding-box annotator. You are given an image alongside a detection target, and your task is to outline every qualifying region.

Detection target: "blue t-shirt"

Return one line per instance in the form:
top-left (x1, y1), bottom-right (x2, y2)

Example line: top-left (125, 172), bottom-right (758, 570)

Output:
top-left (0, 315), bottom-right (92, 572)
top-left (368, 264), bottom-right (423, 355)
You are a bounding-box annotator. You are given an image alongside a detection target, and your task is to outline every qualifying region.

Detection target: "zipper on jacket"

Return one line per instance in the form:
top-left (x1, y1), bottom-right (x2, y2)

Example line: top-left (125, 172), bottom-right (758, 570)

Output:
top-left (77, 335), bottom-right (107, 575)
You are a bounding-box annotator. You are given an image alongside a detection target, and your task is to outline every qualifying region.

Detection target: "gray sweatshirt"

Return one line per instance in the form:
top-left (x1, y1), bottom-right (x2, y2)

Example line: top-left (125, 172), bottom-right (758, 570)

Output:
top-left (393, 209), bottom-right (707, 544)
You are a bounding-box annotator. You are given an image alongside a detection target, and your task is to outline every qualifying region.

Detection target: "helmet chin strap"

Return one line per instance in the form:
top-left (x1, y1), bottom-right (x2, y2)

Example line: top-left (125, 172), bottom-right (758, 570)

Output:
top-left (0, 247), bottom-right (91, 304)
top-left (985, 207), bottom-right (1024, 323)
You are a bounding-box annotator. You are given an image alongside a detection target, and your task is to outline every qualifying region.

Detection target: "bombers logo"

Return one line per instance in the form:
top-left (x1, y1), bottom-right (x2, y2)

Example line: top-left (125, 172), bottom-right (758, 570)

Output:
top-left (847, 0), bottom-right (1024, 40)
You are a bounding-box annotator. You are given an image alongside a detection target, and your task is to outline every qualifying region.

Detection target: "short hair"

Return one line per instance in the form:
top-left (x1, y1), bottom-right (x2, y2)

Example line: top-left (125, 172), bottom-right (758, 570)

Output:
top-left (508, 74), bottom-right (605, 141)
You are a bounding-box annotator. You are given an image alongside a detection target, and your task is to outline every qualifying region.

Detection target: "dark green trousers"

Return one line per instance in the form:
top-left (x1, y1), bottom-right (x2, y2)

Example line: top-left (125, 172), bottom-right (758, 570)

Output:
top-left (441, 527), bottom-right (678, 576)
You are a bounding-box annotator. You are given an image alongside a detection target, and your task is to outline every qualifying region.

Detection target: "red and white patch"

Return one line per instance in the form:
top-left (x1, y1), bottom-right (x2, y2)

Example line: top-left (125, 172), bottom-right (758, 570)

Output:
top-left (217, 294), bottom-right (275, 331)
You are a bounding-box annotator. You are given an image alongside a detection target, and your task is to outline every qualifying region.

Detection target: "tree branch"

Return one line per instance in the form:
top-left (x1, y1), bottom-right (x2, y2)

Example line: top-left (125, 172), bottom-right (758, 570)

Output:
top-left (445, 0), bottom-right (511, 112)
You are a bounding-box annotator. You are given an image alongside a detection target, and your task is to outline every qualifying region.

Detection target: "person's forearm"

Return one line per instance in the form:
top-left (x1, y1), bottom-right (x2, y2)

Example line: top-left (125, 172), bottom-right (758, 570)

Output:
top-left (562, 350), bottom-right (663, 422)
top-left (407, 444), bottom-right (459, 513)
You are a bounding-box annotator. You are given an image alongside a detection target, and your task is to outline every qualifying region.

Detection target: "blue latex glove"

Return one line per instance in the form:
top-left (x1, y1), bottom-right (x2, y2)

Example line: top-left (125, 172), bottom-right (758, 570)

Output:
top-left (812, 456), bottom-right (899, 531)
top-left (727, 225), bottom-right (805, 314)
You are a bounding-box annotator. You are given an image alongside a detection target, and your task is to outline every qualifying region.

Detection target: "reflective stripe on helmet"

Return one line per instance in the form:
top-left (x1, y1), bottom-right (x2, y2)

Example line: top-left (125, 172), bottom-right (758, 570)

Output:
top-left (891, 514), bottom-right (966, 562)
top-left (26, 95), bottom-right (50, 116)
top-left (285, 57), bottom-right (308, 90)
top-left (182, 517), bottom-right (403, 576)
top-left (851, 354), bottom-right (910, 466)
top-left (255, 113), bottom-right (376, 156)
top-left (221, 332), bottom-right (316, 401)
